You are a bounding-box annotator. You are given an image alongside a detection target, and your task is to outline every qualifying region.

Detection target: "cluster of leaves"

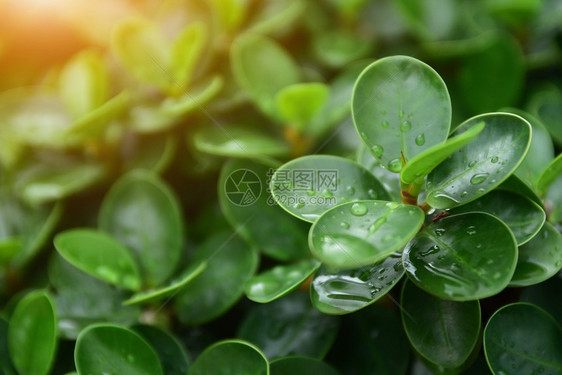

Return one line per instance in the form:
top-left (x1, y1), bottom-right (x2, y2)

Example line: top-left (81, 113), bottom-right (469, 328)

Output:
top-left (1, 0), bottom-right (562, 374)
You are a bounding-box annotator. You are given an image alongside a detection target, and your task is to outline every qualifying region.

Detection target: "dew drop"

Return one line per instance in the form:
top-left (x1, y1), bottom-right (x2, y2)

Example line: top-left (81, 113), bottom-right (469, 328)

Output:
top-left (470, 173), bottom-right (489, 185)
top-left (340, 222), bottom-right (350, 229)
top-left (369, 217), bottom-right (387, 233)
top-left (294, 201), bottom-right (305, 209)
top-left (466, 226), bottom-right (477, 236)
top-left (381, 121), bottom-right (389, 128)
top-left (461, 191), bottom-right (468, 198)
top-left (399, 109), bottom-right (405, 118)
top-left (350, 202), bottom-right (368, 216)
top-left (346, 186), bottom-right (356, 195)
top-left (388, 158), bottom-right (401, 172)
top-left (360, 131), bottom-right (367, 139)
top-left (415, 133), bottom-right (425, 146)
top-left (434, 228), bottom-right (446, 237)
top-left (321, 189), bottom-right (334, 198)
top-left (385, 202), bottom-right (399, 209)
top-left (468, 160), bottom-right (477, 168)
top-left (367, 189), bottom-right (378, 199)
top-left (371, 144), bottom-right (383, 158)
top-left (420, 245), bottom-right (440, 256)
top-left (491, 156), bottom-right (499, 163)
top-left (400, 120), bottom-right (411, 132)
top-left (477, 188), bottom-right (486, 193)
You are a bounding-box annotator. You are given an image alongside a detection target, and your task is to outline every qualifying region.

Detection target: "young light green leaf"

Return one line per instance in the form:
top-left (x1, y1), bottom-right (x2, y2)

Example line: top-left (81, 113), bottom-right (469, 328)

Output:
top-left (205, 0), bottom-right (249, 33)
top-left (271, 155), bottom-right (391, 223)
top-left (352, 55), bottom-right (451, 172)
top-left (188, 340), bottom-right (268, 375)
top-left (401, 121), bottom-right (485, 184)
top-left (401, 280), bottom-right (481, 369)
top-left (245, 259), bottom-right (320, 303)
top-left (536, 153), bottom-right (562, 195)
top-left (270, 356), bottom-right (340, 375)
top-left (54, 229), bottom-right (142, 290)
top-left (246, 0), bottom-right (304, 36)
top-left (75, 324), bottom-right (164, 375)
top-left (311, 252), bottom-right (404, 315)
top-left (310, 201), bottom-right (424, 270)
top-left (175, 232), bottom-right (258, 325)
top-left (426, 112), bottom-right (532, 209)
top-left (231, 34), bottom-right (300, 117)
top-left (170, 22), bottom-right (206, 89)
top-left (311, 29), bottom-right (372, 68)
top-left (484, 303), bottom-right (562, 375)
top-left (449, 190), bottom-right (545, 245)
top-left (510, 222), bottom-right (562, 287)
top-left (238, 292), bottom-right (339, 359)
top-left (99, 170), bottom-right (184, 287)
top-left (275, 83), bottom-right (329, 131)
top-left (193, 126), bottom-right (290, 159)
top-left (8, 291), bottom-right (57, 375)
top-left (133, 325), bottom-right (191, 375)
top-left (403, 212), bottom-right (518, 301)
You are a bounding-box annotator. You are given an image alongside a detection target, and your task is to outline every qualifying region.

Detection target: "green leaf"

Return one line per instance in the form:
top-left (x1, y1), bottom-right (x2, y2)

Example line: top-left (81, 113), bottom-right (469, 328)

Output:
top-left (237, 292), bottom-right (339, 359)
top-left (401, 121), bottom-right (485, 184)
top-left (270, 356), bottom-right (340, 375)
top-left (510, 222), bottom-right (562, 287)
top-left (54, 229), bottom-right (142, 290)
top-left (352, 55), bottom-right (451, 172)
top-left (193, 126), bottom-right (290, 159)
top-left (8, 291), bottom-right (57, 375)
top-left (188, 340), bottom-right (268, 375)
top-left (401, 280), bottom-right (481, 369)
top-left (310, 200), bottom-right (424, 270)
top-left (219, 159), bottom-right (310, 261)
top-left (0, 317), bottom-right (16, 374)
top-left (133, 325), bottom-right (191, 375)
top-left (111, 17), bottom-right (171, 90)
top-left (426, 112), bottom-right (532, 209)
top-left (394, 0), bottom-right (458, 40)
top-left (275, 83), bottom-right (330, 131)
top-left (403, 212), bottom-right (518, 300)
top-left (498, 173), bottom-right (543, 207)
top-left (484, 303), bottom-right (562, 374)
top-left (206, 0), bottom-right (249, 33)
top-left (311, 29), bottom-right (372, 68)
top-left (75, 324), bottom-right (164, 375)
top-left (246, 0), bottom-right (305, 36)
top-left (537, 153), bottom-right (562, 195)
top-left (123, 262), bottom-right (207, 305)
top-left (310, 252), bottom-right (404, 315)
top-left (356, 145), bottom-right (401, 202)
top-left (245, 259), bottom-right (320, 303)
top-left (170, 22), bottom-right (206, 89)
top-left (59, 50), bottom-right (108, 119)
top-left (231, 34), bottom-right (300, 117)
top-left (271, 155), bottom-right (391, 223)
top-left (449, 190), bottom-right (545, 246)
top-left (175, 232), bottom-right (258, 325)
top-left (520, 275), bottom-right (562, 327)
top-left (99, 170), bottom-right (183, 286)
top-left (526, 83), bottom-right (562, 146)
top-left (457, 34), bottom-right (524, 113)
top-left (122, 133), bottom-right (177, 174)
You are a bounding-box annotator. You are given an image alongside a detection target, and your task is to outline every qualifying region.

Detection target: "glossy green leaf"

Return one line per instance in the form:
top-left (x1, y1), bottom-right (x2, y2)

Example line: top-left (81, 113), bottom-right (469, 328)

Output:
top-left (170, 22), bottom-right (206, 89)
top-left (449, 190), bottom-right (545, 245)
top-left (271, 155), bottom-right (391, 223)
top-left (520, 275), bottom-right (562, 327)
top-left (401, 121), bottom-right (485, 184)
top-left (457, 34), bottom-right (524, 113)
top-left (275, 83), bottom-right (329, 130)
top-left (59, 50), bottom-right (108, 118)
top-left (510, 222), bottom-right (562, 287)
top-left (537, 153), bottom-right (562, 195)
top-left (328, 305), bottom-right (410, 375)
top-left (527, 83), bottom-right (562, 146)
top-left (48, 254), bottom-right (140, 340)
top-left (75, 324), bottom-right (163, 375)
top-left (133, 325), bottom-right (191, 375)
top-left (219, 159), bottom-right (309, 261)
top-left (8, 291), bottom-right (57, 375)
top-left (193, 126), bottom-right (290, 159)
top-left (356, 145), bottom-right (401, 202)
top-left (270, 356), bottom-right (340, 375)
top-left (231, 34), bottom-right (300, 117)
top-left (401, 280), bottom-right (481, 369)
top-left (352, 55), bottom-right (451, 172)
top-left (54, 229), bottom-right (142, 290)
top-left (311, 252), bottom-right (404, 315)
top-left (498, 173), bottom-right (543, 207)
top-left (238, 292), bottom-right (339, 359)
top-left (403, 212), bottom-right (518, 300)
top-left (310, 200), bottom-right (424, 270)
top-left (188, 340), bottom-right (268, 375)
top-left (99, 170), bottom-right (183, 286)
top-left (123, 262), bottom-right (207, 305)
top-left (175, 232), bottom-right (258, 325)
top-left (484, 303), bottom-right (562, 374)
top-left (426, 112), bottom-right (532, 209)
top-left (245, 259), bottom-right (320, 303)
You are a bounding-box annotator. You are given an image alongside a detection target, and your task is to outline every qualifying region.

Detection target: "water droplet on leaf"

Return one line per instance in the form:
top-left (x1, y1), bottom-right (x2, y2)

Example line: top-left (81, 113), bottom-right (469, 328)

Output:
top-left (350, 202), bottom-right (368, 216)
top-left (400, 120), bottom-right (411, 132)
top-left (415, 133), bottom-right (425, 146)
top-left (470, 173), bottom-right (489, 185)
top-left (371, 144), bottom-right (383, 158)
top-left (388, 158), bottom-right (401, 172)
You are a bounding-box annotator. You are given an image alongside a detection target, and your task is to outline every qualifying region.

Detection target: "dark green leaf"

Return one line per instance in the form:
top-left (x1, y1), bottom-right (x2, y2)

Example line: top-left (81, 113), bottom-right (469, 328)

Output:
top-left (520, 275), bottom-right (562, 327)
top-left (352, 55), bottom-right (451, 172)
top-left (484, 303), bottom-right (562, 375)
top-left (8, 290), bottom-right (57, 375)
top-left (403, 212), bottom-right (518, 300)
top-left (133, 325), bottom-right (191, 375)
top-left (0, 317), bottom-right (16, 374)
top-left (270, 356), bottom-right (340, 375)
top-left (310, 200), bottom-right (424, 270)
top-left (498, 173), bottom-right (543, 207)
top-left (526, 83), bottom-right (562, 146)
top-left (310, 252), bottom-right (404, 315)
top-left (75, 324), bottom-right (163, 375)
top-left (54, 228), bottom-right (142, 290)
top-left (426, 112), bottom-right (532, 209)
top-left (356, 145), bottom-right (401, 202)
top-left (188, 340), bottom-right (268, 375)
top-left (271, 155), bottom-right (390, 223)
top-left (401, 280), bottom-right (481, 369)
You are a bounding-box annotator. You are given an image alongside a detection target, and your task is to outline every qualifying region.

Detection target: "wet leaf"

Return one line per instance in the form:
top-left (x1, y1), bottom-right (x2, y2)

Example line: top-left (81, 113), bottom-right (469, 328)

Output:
top-left (188, 340), bottom-right (268, 375)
